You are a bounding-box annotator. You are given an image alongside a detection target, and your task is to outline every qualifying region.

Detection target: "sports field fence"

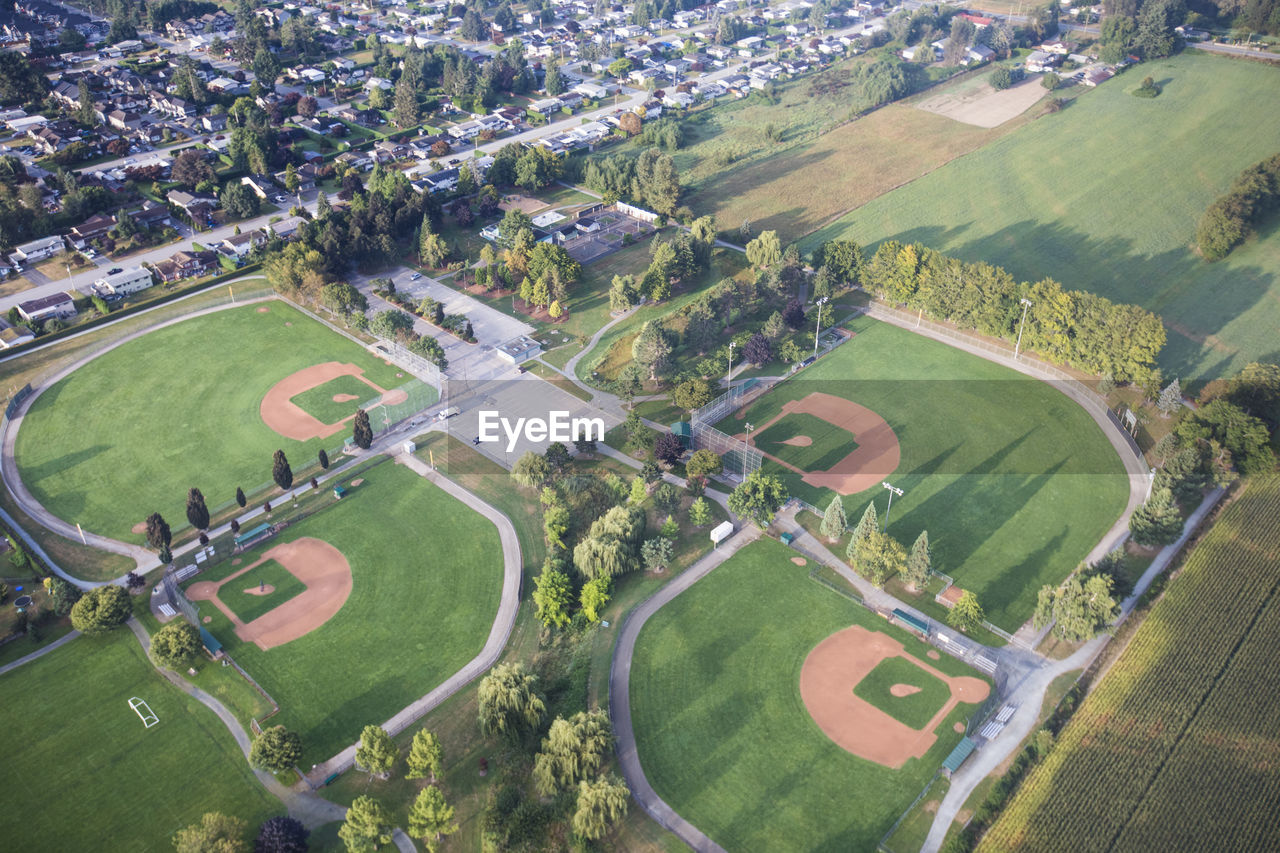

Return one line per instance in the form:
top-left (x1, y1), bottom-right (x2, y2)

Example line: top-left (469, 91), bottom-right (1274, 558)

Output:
top-left (161, 571), bottom-right (200, 626)
top-left (690, 378), bottom-right (769, 481)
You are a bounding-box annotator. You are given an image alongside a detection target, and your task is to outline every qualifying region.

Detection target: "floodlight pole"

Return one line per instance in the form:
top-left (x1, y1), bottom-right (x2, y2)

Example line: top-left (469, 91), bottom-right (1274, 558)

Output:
top-left (742, 422), bottom-right (753, 479)
top-left (1014, 297), bottom-right (1033, 360)
top-left (812, 296), bottom-right (829, 359)
top-left (882, 481), bottom-right (903, 531)
top-left (726, 340), bottom-right (734, 386)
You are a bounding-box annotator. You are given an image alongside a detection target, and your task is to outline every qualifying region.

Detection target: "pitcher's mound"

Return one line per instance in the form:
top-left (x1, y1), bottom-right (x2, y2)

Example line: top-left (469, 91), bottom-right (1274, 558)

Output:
top-left (927, 650), bottom-right (941, 660)
top-left (791, 557), bottom-right (807, 566)
top-left (202, 616), bottom-right (212, 624)
top-left (350, 478), bottom-right (364, 487)
top-left (781, 435), bottom-right (813, 447)
top-left (954, 722), bottom-right (966, 733)
top-left (131, 521), bottom-right (147, 534)
top-left (333, 393), bottom-right (359, 403)
top-left (256, 306), bottom-right (270, 313)
top-left (891, 683), bottom-right (923, 697)
top-left (244, 584), bottom-right (276, 596)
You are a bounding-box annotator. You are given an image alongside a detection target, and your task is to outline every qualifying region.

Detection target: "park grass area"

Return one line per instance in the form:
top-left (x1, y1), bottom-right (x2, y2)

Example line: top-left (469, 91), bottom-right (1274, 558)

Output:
top-left (15, 301), bottom-right (405, 543)
top-left (549, 233), bottom-right (657, 340)
top-left (754, 411), bottom-right (857, 472)
top-left (630, 537), bottom-right (985, 851)
top-left (885, 775), bottom-right (950, 853)
top-left (288, 374), bottom-right (381, 424)
top-left (219, 560), bottom-right (308, 624)
top-left (803, 53), bottom-right (1280, 381)
top-left (854, 656), bottom-right (954, 730)
top-left (727, 316), bottom-right (1128, 631)
top-left (0, 631), bottom-right (277, 852)
top-left (186, 461), bottom-right (503, 764)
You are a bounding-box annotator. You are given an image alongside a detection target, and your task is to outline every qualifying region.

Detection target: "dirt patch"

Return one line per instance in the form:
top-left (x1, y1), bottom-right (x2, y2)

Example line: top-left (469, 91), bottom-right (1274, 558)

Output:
top-left (332, 393), bottom-right (359, 403)
top-left (780, 435), bottom-right (813, 447)
top-left (260, 362), bottom-right (395, 442)
top-left (891, 683), bottom-right (923, 697)
top-left (799, 624), bottom-right (990, 768)
top-left (186, 537), bottom-right (353, 650)
top-left (231, 558), bottom-right (242, 566)
top-left (939, 586), bottom-right (965, 607)
top-left (498, 194), bottom-right (547, 215)
top-left (131, 521), bottom-right (147, 534)
top-left (954, 722), bottom-right (967, 733)
top-left (284, 322), bottom-right (292, 327)
top-left (740, 392), bottom-right (901, 495)
top-left (243, 584), bottom-right (276, 596)
top-left (915, 76), bottom-right (1046, 128)
top-left (927, 650), bottom-right (941, 660)
top-left (381, 387), bottom-right (409, 406)
top-left (791, 556), bottom-right (807, 566)
top-left (256, 306), bottom-right (270, 313)
top-left (925, 799), bottom-right (941, 814)
top-left (350, 478), bottom-right (364, 487)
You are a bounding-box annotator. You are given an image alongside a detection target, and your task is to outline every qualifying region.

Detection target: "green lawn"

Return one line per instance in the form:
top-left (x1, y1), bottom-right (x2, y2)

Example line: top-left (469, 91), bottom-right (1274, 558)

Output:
top-left (0, 631), bottom-right (278, 852)
top-left (185, 461), bottom-right (503, 763)
top-left (754, 411), bottom-right (857, 472)
top-left (289, 374), bottom-right (381, 425)
top-left (803, 53), bottom-right (1280, 381)
top-left (853, 657), bottom-right (953, 730)
top-left (630, 538), bottom-right (985, 852)
top-left (220, 560), bottom-right (308, 624)
top-left (15, 302), bottom-right (406, 542)
top-left (726, 316), bottom-right (1129, 630)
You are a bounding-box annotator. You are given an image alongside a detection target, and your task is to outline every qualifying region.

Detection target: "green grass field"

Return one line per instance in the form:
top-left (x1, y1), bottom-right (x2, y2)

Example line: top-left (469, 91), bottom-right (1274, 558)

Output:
top-left (754, 411), bottom-right (857, 472)
top-left (630, 538), bottom-right (986, 851)
top-left (220, 560), bottom-right (307, 624)
top-left (288, 375), bottom-right (380, 425)
top-left (853, 657), bottom-right (953, 730)
top-left (725, 316), bottom-right (1128, 630)
top-left (0, 631), bottom-right (278, 852)
top-left (16, 302), bottom-right (407, 542)
top-left (184, 461), bottom-right (503, 763)
top-left (803, 53), bottom-right (1280, 381)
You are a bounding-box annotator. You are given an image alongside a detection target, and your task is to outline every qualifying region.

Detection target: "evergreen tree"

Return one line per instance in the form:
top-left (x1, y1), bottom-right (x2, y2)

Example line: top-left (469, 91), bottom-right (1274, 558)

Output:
top-left (629, 475), bottom-right (647, 505)
top-left (544, 57), bottom-right (564, 96)
top-left (355, 725), bottom-right (397, 778)
top-left (249, 726), bottom-right (304, 774)
top-left (948, 591), bottom-right (985, 633)
top-left (338, 796), bottom-right (392, 853)
top-left (408, 786), bottom-right (457, 851)
top-left (903, 530), bottom-right (932, 590)
top-left (271, 449), bottom-right (293, 490)
top-left (405, 729), bottom-right (444, 782)
top-left (145, 512), bottom-right (172, 551)
top-left (819, 496), bottom-right (847, 541)
top-left (846, 501), bottom-right (878, 562)
top-left (254, 816), bottom-right (309, 853)
top-left (580, 576), bottom-right (611, 621)
top-left (318, 448), bottom-right (329, 470)
top-left (1157, 377), bottom-right (1182, 416)
top-left (353, 409), bottom-right (374, 449)
top-left (1129, 487), bottom-right (1184, 546)
top-left (186, 487), bottom-right (210, 530)
top-left (689, 496), bottom-right (712, 527)
top-left (533, 565), bottom-right (572, 628)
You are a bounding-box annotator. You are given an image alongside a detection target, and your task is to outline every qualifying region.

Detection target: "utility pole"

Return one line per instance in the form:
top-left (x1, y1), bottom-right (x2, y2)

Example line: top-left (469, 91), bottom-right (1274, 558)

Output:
top-left (1014, 297), bottom-right (1033, 359)
top-left (812, 296), bottom-right (829, 359)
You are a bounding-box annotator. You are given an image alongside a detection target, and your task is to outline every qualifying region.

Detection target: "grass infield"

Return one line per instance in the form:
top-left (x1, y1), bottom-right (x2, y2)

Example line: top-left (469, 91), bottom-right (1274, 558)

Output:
top-left (220, 559), bottom-right (307, 624)
top-left (753, 411), bottom-right (856, 472)
top-left (288, 374), bottom-right (380, 425)
top-left (0, 631), bottom-right (276, 851)
top-left (853, 656), bottom-right (953, 730)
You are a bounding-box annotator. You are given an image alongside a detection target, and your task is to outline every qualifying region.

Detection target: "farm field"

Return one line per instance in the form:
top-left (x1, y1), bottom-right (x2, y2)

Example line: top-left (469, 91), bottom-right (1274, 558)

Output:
top-left (0, 631), bottom-right (278, 852)
top-left (185, 461), bottom-right (503, 763)
top-left (725, 316), bottom-right (1128, 630)
top-left (803, 53), bottom-right (1280, 381)
top-left (15, 302), bottom-right (412, 542)
top-left (630, 538), bottom-right (986, 852)
top-left (979, 472), bottom-right (1280, 852)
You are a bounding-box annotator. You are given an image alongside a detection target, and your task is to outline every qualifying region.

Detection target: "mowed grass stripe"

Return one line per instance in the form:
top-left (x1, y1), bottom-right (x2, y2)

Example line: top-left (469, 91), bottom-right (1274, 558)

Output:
top-left (220, 559), bottom-right (307, 624)
top-left (16, 303), bottom-right (404, 542)
top-left (631, 538), bottom-right (984, 852)
top-left (803, 53), bottom-right (1280, 380)
top-left (726, 316), bottom-right (1128, 630)
top-left (0, 632), bottom-right (277, 852)
top-left (754, 411), bottom-right (857, 472)
top-left (853, 657), bottom-right (953, 730)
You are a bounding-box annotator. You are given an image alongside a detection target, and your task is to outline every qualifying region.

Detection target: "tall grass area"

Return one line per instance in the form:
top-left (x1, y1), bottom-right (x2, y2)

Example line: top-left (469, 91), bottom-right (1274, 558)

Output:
top-left (804, 53), bottom-right (1280, 381)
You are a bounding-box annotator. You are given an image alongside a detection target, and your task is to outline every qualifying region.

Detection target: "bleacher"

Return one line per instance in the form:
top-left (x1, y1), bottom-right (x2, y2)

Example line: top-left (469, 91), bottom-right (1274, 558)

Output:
top-left (233, 522), bottom-right (273, 551)
top-left (941, 737), bottom-right (978, 776)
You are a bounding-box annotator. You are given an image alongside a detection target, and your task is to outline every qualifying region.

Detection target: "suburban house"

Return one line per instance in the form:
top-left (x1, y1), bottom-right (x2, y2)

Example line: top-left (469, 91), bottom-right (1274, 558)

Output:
top-left (0, 319), bottom-right (36, 349)
top-left (266, 216), bottom-right (306, 240)
top-left (167, 190), bottom-right (218, 223)
top-left (152, 249), bottom-right (217, 283)
top-left (218, 229), bottom-right (265, 261)
top-left (1025, 50), bottom-right (1061, 72)
top-left (67, 213), bottom-right (116, 249)
top-left (17, 291), bottom-right (76, 323)
top-left (9, 235), bottom-right (67, 265)
top-left (133, 200), bottom-right (173, 230)
top-left (94, 265), bottom-right (154, 297)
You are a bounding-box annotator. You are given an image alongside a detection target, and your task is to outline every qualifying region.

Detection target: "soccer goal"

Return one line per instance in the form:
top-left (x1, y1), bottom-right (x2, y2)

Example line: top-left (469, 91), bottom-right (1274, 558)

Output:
top-left (129, 697), bottom-right (159, 728)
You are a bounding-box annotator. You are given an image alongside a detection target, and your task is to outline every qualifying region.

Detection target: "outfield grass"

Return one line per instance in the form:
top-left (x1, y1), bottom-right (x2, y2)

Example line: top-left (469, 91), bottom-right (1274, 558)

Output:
top-left (754, 411), bottom-right (857, 472)
top-left (289, 375), bottom-right (381, 425)
top-left (0, 631), bottom-right (278, 852)
top-left (220, 560), bottom-right (307, 624)
top-left (630, 538), bottom-right (985, 851)
top-left (726, 316), bottom-right (1128, 630)
top-left (187, 461), bottom-right (503, 763)
top-left (15, 302), bottom-right (405, 542)
top-left (803, 53), bottom-right (1280, 381)
top-left (854, 657), bottom-right (954, 730)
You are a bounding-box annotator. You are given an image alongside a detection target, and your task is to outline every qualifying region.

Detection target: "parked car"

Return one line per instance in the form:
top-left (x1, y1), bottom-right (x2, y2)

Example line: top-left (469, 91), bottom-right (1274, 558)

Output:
top-left (107, 267), bottom-right (122, 275)
top-left (409, 272), bottom-right (422, 280)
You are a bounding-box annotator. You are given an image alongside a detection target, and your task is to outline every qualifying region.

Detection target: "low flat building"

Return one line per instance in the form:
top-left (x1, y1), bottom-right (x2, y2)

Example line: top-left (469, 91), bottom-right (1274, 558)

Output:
top-left (18, 291), bottom-right (76, 323)
top-left (94, 266), bottom-right (154, 297)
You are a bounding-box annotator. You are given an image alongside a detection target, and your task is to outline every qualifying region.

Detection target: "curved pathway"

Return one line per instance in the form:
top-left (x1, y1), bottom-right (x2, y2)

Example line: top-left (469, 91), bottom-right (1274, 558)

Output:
top-left (0, 627), bottom-right (81, 676)
top-left (609, 524), bottom-right (761, 853)
top-left (304, 447), bottom-right (523, 785)
top-left (558, 305), bottom-right (639, 415)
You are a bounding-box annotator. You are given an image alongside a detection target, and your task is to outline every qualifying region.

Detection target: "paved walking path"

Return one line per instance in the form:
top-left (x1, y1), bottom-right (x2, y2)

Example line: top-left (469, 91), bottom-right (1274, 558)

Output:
top-left (610, 524), bottom-right (762, 853)
top-left (0, 627), bottom-right (80, 676)
top-left (305, 448), bottom-right (523, 786)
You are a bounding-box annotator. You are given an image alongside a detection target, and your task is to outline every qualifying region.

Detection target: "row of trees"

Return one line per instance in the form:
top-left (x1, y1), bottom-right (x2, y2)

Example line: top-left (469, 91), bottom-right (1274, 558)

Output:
top-left (582, 148), bottom-right (683, 215)
top-left (1196, 151), bottom-right (1280, 261)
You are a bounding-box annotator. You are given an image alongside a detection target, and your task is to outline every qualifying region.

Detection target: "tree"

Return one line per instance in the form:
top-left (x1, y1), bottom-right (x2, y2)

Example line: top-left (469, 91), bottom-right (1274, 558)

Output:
top-left (46, 577), bottom-right (81, 616)
top-left (990, 66), bottom-right (1012, 90)
top-left (904, 531), bottom-right (932, 590)
top-left (653, 482), bottom-right (681, 515)
top-left (370, 309), bottom-right (414, 339)
top-left (171, 150), bottom-right (215, 190)
top-left (220, 180), bottom-right (261, 219)
top-left (236, 487), bottom-right (247, 508)
top-left (70, 585), bottom-right (131, 634)
top-left (782, 297), bottom-right (806, 330)
top-left (186, 487), bottom-right (210, 530)
top-left (849, 528), bottom-right (907, 587)
top-left (948, 591), bottom-right (985, 632)
top-left (654, 432), bottom-right (683, 465)
top-left (419, 217), bottom-right (448, 268)
top-left (1129, 487), bottom-right (1184, 546)
top-left (352, 409), bottom-right (373, 449)
top-left (1042, 72), bottom-right (1061, 90)
top-left (544, 57), bottom-right (564, 96)
top-left (145, 512), bottom-right (172, 551)
top-left (533, 565), bottom-right (573, 628)
top-left (1154, 377), bottom-right (1183, 417)
top-left (250, 726), bottom-right (304, 774)
top-left (408, 786), bottom-right (457, 851)
top-left (641, 536), bottom-right (674, 572)
top-left (580, 576), bottom-right (611, 622)
top-left (545, 442), bottom-right (573, 476)
top-left (405, 729), bottom-right (444, 782)
top-left (338, 796), bottom-right (392, 853)
top-left (632, 321), bottom-right (672, 381)
top-left (628, 475), bottom-right (648, 506)
top-left (354, 725), bottom-right (397, 779)
top-left (395, 66), bottom-right (421, 128)
top-left (820, 496), bottom-right (847, 541)
top-left (296, 95), bottom-right (318, 118)
top-left (686, 449), bottom-right (723, 484)
top-left (672, 377), bottom-right (713, 411)
top-left (318, 449), bottom-right (329, 470)
top-left (534, 710), bottom-right (614, 796)
top-left (573, 776), bottom-right (630, 841)
top-left (254, 816), bottom-right (308, 853)
top-left (173, 812), bottom-right (247, 853)
top-left (1034, 572), bottom-right (1120, 642)
top-left (150, 621), bottom-right (201, 669)
top-left (478, 662), bottom-right (546, 738)
top-left (511, 451), bottom-right (551, 489)
top-left (689, 497), bottom-right (712, 527)
top-left (271, 449), bottom-right (293, 491)
top-left (743, 332), bottom-right (772, 366)
top-left (728, 471), bottom-right (788, 527)
top-left (745, 230), bottom-right (782, 269)
top-left (849, 501), bottom-right (878, 553)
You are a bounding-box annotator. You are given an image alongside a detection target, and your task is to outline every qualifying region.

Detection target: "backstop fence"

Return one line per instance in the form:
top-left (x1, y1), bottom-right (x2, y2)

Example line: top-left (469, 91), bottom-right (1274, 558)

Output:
top-left (689, 378), bottom-right (769, 481)
top-left (371, 339), bottom-right (445, 392)
top-left (161, 571), bottom-right (200, 626)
